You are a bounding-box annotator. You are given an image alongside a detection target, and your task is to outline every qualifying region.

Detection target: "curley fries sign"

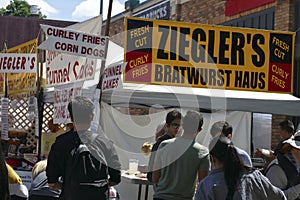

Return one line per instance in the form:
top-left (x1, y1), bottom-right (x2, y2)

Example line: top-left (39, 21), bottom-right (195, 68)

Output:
top-left (39, 24), bottom-right (108, 59)
top-left (124, 17), bottom-right (295, 93)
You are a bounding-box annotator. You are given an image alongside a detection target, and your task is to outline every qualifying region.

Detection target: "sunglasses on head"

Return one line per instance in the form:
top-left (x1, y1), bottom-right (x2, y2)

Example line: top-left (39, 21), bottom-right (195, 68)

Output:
top-left (170, 123), bottom-right (181, 129)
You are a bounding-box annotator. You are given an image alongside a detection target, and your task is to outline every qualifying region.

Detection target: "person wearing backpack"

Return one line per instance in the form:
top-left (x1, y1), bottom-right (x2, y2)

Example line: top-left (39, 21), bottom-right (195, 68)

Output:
top-left (46, 96), bottom-right (121, 200)
top-left (265, 130), bottom-right (300, 200)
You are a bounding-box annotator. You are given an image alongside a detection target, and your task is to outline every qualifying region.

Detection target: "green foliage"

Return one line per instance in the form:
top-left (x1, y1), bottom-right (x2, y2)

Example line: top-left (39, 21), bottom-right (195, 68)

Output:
top-left (0, 0), bottom-right (46, 19)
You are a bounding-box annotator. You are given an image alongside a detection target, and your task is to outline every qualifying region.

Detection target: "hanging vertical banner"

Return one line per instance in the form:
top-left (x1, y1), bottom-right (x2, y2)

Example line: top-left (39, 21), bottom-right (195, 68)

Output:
top-left (1, 98), bottom-right (9, 140)
top-left (27, 96), bottom-right (36, 121)
top-left (53, 81), bottom-right (83, 124)
top-left (90, 88), bottom-right (101, 133)
top-left (27, 96), bottom-right (39, 136)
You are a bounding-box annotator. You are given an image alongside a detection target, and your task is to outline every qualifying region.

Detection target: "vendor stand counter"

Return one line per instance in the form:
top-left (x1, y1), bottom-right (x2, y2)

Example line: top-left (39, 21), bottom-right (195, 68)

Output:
top-left (121, 171), bottom-right (152, 200)
top-left (1, 129), bottom-right (30, 156)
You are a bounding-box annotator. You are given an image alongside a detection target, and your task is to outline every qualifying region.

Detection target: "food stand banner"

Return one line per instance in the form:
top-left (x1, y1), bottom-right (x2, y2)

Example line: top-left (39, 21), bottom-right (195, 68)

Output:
top-left (53, 81), bottom-right (83, 124)
top-left (45, 52), bottom-right (97, 87)
top-left (0, 39), bottom-right (39, 97)
top-left (102, 61), bottom-right (126, 92)
top-left (0, 54), bottom-right (37, 73)
top-left (124, 17), bottom-right (295, 93)
top-left (39, 24), bottom-right (108, 59)
top-left (6, 39), bottom-right (38, 54)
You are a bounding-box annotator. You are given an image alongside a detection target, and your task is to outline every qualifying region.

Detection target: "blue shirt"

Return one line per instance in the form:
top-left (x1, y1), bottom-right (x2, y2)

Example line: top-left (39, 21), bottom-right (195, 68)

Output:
top-left (29, 171), bottom-right (60, 198)
top-left (195, 168), bottom-right (286, 200)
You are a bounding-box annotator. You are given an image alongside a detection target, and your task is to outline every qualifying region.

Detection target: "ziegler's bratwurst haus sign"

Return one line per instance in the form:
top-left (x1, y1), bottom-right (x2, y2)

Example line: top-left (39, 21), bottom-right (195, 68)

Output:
top-left (124, 17), bottom-right (295, 93)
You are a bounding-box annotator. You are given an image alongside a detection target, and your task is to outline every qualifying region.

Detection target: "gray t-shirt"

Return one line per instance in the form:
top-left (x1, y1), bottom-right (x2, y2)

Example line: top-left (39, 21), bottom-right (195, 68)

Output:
top-left (153, 137), bottom-right (210, 200)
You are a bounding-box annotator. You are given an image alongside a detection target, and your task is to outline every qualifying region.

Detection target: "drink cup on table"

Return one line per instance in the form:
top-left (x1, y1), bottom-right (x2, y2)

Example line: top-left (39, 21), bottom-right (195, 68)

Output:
top-left (128, 159), bottom-right (139, 174)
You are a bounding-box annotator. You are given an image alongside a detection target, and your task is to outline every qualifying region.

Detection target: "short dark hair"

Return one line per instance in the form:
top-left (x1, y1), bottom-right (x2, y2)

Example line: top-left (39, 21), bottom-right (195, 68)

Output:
top-left (68, 96), bottom-right (94, 125)
top-left (279, 120), bottom-right (294, 134)
top-left (182, 110), bottom-right (203, 134)
top-left (210, 121), bottom-right (233, 137)
top-left (165, 110), bottom-right (182, 124)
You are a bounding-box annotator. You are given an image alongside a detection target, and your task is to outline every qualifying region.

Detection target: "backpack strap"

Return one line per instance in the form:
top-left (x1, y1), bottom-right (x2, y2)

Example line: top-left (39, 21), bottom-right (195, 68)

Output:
top-left (76, 131), bottom-right (109, 168)
top-left (277, 153), bottom-right (300, 188)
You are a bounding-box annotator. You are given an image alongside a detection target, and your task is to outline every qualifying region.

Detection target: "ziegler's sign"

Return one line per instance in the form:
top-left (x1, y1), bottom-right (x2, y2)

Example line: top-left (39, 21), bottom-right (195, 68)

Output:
top-left (124, 17), bottom-right (295, 93)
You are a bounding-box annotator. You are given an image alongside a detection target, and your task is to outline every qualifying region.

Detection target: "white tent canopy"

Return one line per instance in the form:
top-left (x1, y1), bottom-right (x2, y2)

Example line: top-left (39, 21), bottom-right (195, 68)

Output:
top-left (101, 83), bottom-right (300, 116)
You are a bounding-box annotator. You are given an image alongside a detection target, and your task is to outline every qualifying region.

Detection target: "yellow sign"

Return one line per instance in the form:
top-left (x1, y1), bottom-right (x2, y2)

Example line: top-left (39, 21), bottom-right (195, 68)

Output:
top-left (6, 39), bottom-right (38, 54)
top-left (0, 39), bottom-right (38, 97)
top-left (124, 17), bottom-right (295, 93)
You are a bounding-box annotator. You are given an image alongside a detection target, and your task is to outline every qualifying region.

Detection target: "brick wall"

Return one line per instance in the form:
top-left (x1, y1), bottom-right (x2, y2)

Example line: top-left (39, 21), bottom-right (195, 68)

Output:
top-left (102, 15), bottom-right (125, 46)
top-left (171, 0), bottom-right (227, 23)
top-left (173, 0), bottom-right (277, 24)
top-left (275, 0), bottom-right (294, 31)
top-left (271, 115), bottom-right (287, 149)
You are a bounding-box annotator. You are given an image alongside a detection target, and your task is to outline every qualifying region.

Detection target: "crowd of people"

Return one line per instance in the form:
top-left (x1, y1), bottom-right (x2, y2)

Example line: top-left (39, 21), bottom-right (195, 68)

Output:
top-left (1, 96), bottom-right (299, 200)
top-left (147, 110), bottom-right (298, 200)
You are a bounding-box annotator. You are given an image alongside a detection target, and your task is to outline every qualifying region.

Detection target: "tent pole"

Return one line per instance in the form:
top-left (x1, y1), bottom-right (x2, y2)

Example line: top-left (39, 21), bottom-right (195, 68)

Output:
top-left (36, 32), bottom-right (45, 161)
top-left (100, 0), bottom-right (103, 15)
top-left (97, 0), bottom-right (113, 103)
top-left (3, 41), bottom-right (8, 98)
top-left (1, 41), bottom-right (8, 155)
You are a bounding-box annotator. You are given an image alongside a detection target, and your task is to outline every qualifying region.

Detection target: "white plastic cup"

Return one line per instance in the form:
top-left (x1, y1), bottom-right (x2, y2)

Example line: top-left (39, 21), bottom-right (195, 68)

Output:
top-left (261, 149), bottom-right (270, 157)
top-left (128, 159), bottom-right (139, 174)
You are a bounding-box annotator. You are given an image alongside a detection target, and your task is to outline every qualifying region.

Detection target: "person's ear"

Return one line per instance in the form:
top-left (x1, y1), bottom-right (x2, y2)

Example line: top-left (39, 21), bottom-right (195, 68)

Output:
top-left (90, 113), bottom-right (94, 121)
top-left (210, 155), bottom-right (216, 164)
top-left (227, 134), bottom-right (233, 139)
top-left (280, 143), bottom-right (292, 154)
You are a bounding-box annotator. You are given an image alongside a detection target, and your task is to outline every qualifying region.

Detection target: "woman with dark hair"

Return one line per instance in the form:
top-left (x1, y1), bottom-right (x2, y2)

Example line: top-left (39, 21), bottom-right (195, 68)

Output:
top-left (0, 144), bottom-right (9, 200)
top-left (195, 136), bottom-right (286, 200)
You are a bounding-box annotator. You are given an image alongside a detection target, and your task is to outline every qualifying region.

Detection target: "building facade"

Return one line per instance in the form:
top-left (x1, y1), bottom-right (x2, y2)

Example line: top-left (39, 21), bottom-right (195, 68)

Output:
top-left (105, 0), bottom-right (300, 152)
top-left (0, 0), bottom-right (299, 154)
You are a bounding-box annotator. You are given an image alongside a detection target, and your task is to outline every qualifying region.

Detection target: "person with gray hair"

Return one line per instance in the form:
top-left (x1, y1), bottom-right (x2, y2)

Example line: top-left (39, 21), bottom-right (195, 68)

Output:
top-left (47, 96), bottom-right (121, 200)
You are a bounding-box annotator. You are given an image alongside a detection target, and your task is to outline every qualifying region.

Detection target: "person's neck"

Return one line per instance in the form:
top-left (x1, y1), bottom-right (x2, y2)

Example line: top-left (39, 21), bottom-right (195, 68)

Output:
top-left (181, 133), bottom-right (196, 140)
top-left (167, 132), bottom-right (175, 138)
top-left (213, 162), bottom-right (223, 169)
top-left (73, 123), bottom-right (90, 132)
